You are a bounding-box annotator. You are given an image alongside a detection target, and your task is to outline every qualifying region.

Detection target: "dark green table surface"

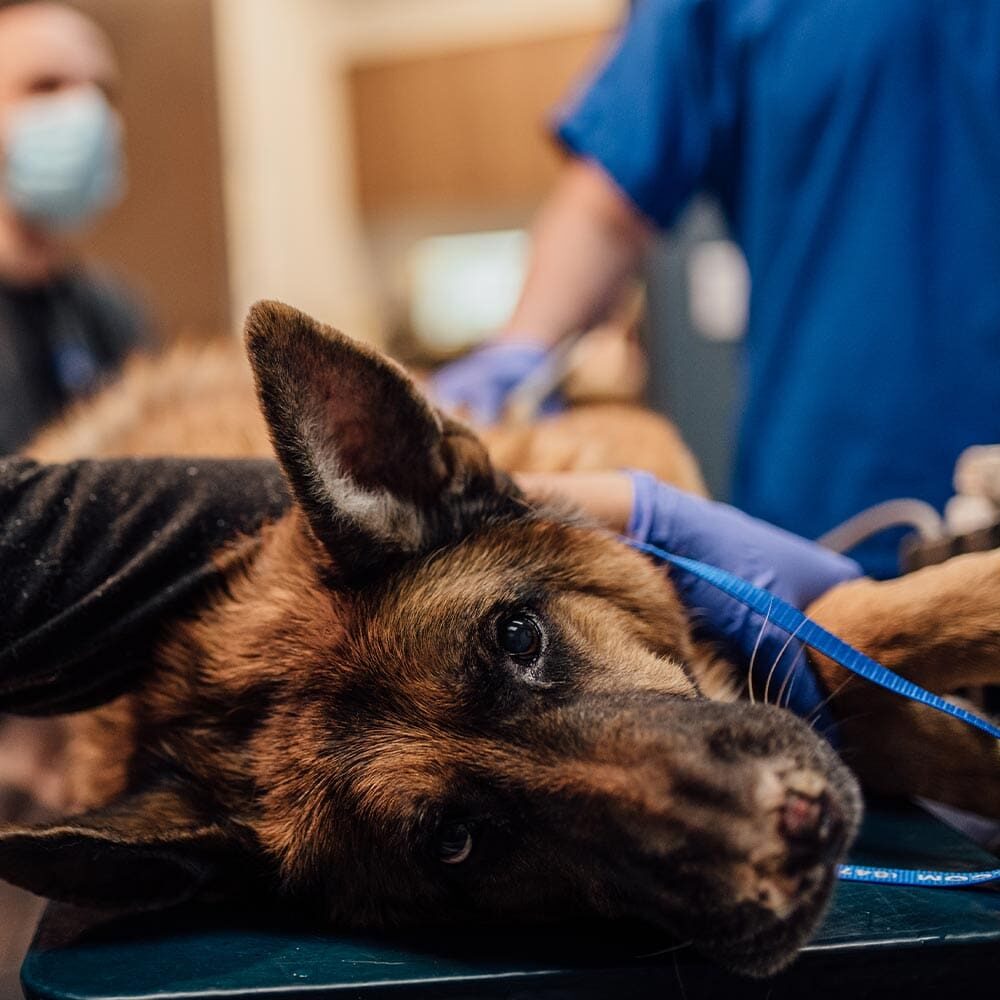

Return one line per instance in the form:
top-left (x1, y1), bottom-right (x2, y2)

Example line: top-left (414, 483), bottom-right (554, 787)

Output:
top-left (21, 801), bottom-right (1000, 1000)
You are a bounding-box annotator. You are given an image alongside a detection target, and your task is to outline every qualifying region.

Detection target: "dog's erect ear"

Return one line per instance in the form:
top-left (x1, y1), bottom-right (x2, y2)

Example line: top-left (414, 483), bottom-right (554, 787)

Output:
top-left (0, 786), bottom-right (235, 909)
top-left (245, 300), bottom-right (506, 583)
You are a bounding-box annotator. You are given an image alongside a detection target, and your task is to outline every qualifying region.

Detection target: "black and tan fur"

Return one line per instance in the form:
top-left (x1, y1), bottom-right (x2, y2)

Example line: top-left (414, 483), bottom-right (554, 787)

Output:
top-left (2, 302), bottom-right (999, 976)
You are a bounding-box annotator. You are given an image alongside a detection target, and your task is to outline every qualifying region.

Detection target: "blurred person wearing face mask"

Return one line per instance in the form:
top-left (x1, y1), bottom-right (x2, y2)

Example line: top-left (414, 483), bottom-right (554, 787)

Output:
top-left (0, 0), bottom-right (149, 453)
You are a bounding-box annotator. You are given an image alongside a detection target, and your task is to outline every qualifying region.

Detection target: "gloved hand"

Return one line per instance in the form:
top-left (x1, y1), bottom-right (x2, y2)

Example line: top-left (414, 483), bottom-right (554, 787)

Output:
top-left (429, 340), bottom-right (555, 425)
top-left (627, 471), bottom-right (862, 720)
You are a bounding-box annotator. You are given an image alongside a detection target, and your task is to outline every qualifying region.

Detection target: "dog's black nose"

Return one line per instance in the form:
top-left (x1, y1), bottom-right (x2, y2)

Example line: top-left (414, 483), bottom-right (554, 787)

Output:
top-left (780, 790), bottom-right (845, 869)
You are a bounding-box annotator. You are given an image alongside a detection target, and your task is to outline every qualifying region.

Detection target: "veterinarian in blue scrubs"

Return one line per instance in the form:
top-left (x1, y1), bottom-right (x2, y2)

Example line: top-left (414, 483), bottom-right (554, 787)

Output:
top-left (433, 0), bottom-right (1000, 580)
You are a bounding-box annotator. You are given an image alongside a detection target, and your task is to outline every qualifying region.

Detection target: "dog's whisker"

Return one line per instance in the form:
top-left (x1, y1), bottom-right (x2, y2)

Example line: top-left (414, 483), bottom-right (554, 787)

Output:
top-left (763, 619), bottom-right (805, 707)
top-left (746, 599), bottom-right (774, 704)
top-left (633, 939), bottom-right (694, 959)
top-left (779, 635), bottom-right (821, 714)
top-left (762, 654), bottom-right (780, 708)
top-left (805, 672), bottom-right (855, 722)
top-left (762, 657), bottom-right (780, 708)
top-left (672, 951), bottom-right (690, 1000)
top-left (813, 709), bottom-right (875, 740)
top-left (776, 645), bottom-right (807, 709)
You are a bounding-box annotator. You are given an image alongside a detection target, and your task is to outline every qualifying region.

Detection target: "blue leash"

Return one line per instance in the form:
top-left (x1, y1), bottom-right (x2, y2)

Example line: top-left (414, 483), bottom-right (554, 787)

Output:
top-left (626, 538), bottom-right (1000, 889)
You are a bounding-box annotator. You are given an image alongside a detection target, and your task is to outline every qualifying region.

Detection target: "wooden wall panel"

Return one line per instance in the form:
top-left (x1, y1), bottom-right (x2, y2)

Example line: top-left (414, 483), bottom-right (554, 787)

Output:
top-left (348, 30), bottom-right (611, 217)
top-left (74, 0), bottom-right (230, 337)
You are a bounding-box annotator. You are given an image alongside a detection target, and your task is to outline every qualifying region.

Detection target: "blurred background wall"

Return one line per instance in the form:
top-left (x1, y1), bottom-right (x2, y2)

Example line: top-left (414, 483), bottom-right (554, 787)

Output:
top-left (213, 0), bottom-right (623, 346)
top-left (71, 0), bottom-right (623, 344)
top-left (65, 0), bottom-right (743, 494)
top-left (73, 0), bottom-right (230, 338)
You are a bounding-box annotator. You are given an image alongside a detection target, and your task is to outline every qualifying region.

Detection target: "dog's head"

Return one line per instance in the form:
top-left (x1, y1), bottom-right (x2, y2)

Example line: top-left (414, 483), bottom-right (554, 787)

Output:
top-left (0, 303), bottom-right (860, 975)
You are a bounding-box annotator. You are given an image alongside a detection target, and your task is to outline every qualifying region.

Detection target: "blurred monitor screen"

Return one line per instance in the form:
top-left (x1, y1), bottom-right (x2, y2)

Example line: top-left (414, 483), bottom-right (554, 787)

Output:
top-left (409, 229), bottom-right (528, 350)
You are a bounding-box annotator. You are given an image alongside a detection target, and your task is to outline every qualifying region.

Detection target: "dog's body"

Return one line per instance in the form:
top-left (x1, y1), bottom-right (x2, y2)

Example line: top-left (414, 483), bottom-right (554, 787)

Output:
top-left (1, 303), bottom-right (998, 976)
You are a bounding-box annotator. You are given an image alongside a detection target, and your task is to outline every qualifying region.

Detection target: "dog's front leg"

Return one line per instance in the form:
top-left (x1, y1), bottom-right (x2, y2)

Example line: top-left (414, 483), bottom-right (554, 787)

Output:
top-left (806, 548), bottom-right (1000, 692)
top-left (805, 548), bottom-right (1000, 815)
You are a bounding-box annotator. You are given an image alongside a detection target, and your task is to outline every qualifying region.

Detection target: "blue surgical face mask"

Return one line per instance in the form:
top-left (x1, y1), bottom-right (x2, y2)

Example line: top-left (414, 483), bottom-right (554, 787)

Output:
top-left (2, 88), bottom-right (125, 231)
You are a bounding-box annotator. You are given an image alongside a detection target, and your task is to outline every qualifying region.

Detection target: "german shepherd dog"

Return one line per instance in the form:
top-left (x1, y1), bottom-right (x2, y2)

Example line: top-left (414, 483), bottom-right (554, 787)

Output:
top-left (2, 302), bottom-right (998, 976)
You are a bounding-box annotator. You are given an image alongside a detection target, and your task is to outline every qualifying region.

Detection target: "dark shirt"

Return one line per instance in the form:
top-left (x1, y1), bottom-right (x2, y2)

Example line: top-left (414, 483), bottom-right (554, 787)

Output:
top-left (0, 458), bottom-right (290, 716)
top-left (0, 270), bottom-right (149, 453)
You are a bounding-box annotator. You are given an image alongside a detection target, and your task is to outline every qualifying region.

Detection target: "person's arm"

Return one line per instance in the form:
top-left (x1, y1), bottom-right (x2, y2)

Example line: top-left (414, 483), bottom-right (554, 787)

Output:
top-left (517, 470), bottom-right (634, 532)
top-left (429, 159), bottom-right (651, 423)
top-left (498, 159), bottom-right (652, 347)
top-left (0, 457), bottom-right (289, 716)
top-left (431, 0), bottom-right (726, 424)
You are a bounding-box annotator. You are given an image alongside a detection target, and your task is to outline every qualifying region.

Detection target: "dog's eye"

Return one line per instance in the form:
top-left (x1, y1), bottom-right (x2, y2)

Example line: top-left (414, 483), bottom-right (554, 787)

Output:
top-left (436, 822), bottom-right (474, 864)
top-left (497, 613), bottom-right (542, 660)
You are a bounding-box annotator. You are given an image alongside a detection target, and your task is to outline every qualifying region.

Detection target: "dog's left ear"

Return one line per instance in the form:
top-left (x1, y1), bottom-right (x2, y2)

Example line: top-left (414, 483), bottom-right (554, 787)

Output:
top-left (0, 786), bottom-right (237, 909)
top-left (245, 300), bottom-right (509, 584)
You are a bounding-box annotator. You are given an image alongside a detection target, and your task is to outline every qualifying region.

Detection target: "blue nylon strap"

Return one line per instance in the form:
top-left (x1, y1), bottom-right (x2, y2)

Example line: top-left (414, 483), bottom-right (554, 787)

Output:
top-left (627, 540), bottom-right (1000, 741)
top-left (836, 864), bottom-right (1000, 887)
top-left (625, 538), bottom-right (1000, 889)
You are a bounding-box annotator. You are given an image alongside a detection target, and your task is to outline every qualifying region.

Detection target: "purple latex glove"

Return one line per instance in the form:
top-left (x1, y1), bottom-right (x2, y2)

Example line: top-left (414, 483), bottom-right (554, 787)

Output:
top-left (627, 471), bottom-right (862, 722)
top-left (429, 341), bottom-right (558, 425)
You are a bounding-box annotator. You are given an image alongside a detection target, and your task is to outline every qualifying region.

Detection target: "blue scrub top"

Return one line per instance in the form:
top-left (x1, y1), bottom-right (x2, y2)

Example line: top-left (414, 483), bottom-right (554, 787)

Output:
top-left (556, 0), bottom-right (1000, 578)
